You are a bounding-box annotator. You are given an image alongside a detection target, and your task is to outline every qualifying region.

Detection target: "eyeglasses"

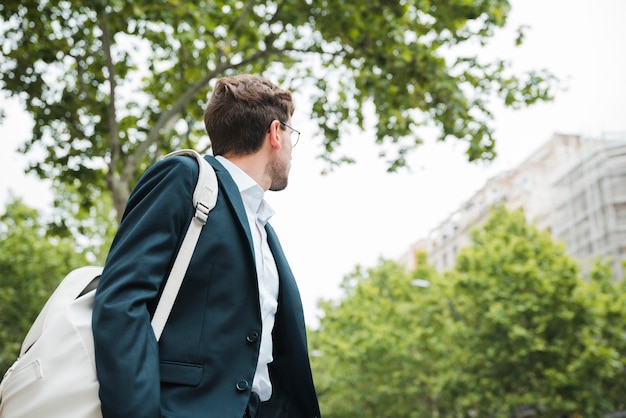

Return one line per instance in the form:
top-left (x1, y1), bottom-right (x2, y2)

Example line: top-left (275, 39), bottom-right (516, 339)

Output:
top-left (279, 121), bottom-right (300, 147)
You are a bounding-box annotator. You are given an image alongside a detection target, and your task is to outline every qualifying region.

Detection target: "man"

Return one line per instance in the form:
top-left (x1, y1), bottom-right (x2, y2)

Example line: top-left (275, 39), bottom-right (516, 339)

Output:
top-left (92, 74), bottom-right (321, 418)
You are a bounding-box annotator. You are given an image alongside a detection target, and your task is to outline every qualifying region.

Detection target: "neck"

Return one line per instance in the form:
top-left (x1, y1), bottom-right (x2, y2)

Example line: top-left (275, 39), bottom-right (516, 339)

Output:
top-left (221, 153), bottom-right (271, 191)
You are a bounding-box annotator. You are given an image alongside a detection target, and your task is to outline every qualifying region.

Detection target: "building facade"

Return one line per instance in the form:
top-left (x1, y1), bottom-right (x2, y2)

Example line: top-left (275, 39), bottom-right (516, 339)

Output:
top-left (399, 133), bottom-right (626, 279)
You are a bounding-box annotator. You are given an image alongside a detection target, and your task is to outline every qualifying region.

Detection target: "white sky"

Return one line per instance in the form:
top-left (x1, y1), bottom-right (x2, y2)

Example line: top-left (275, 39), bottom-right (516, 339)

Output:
top-left (1, 0), bottom-right (625, 326)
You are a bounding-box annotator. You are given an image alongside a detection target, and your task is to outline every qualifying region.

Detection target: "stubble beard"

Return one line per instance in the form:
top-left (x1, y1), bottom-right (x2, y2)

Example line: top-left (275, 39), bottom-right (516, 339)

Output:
top-left (268, 157), bottom-right (289, 191)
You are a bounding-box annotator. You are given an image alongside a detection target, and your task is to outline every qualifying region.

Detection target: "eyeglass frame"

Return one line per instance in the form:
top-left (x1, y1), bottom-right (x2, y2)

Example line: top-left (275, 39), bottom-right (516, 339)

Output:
top-left (279, 121), bottom-right (300, 147)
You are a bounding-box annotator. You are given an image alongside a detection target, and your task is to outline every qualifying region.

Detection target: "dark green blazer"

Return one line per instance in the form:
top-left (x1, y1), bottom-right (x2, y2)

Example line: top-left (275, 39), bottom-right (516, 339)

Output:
top-left (93, 155), bottom-right (320, 418)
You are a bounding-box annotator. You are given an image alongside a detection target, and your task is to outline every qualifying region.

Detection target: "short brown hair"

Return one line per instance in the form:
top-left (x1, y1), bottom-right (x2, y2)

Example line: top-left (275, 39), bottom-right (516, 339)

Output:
top-left (204, 74), bottom-right (294, 156)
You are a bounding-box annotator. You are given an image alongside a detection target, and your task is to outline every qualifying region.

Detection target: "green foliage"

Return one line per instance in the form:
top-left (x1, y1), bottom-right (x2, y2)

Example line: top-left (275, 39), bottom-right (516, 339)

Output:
top-left (442, 206), bottom-right (626, 416)
top-left (311, 256), bottom-right (450, 417)
top-left (574, 260), bottom-right (626, 410)
top-left (0, 0), bottom-right (556, 224)
top-left (311, 207), bottom-right (626, 417)
top-left (48, 181), bottom-right (118, 264)
top-left (0, 198), bottom-right (88, 375)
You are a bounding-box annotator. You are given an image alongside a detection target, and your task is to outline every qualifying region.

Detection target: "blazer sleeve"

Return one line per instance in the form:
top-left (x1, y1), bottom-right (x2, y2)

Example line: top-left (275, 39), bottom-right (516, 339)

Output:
top-left (92, 156), bottom-right (198, 418)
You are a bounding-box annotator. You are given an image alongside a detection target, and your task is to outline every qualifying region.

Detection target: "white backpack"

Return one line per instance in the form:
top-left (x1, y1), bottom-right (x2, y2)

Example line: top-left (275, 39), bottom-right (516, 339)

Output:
top-left (0, 150), bottom-right (218, 418)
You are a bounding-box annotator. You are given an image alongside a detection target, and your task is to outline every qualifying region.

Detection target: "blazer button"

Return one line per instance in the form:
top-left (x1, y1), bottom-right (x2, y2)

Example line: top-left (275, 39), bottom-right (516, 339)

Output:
top-left (236, 380), bottom-right (249, 391)
top-left (246, 331), bottom-right (260, 343)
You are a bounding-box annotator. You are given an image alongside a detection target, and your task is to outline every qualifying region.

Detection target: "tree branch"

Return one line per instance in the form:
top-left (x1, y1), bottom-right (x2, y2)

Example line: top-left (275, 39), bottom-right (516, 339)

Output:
top-left (96, 5), bottom-right (120, 177)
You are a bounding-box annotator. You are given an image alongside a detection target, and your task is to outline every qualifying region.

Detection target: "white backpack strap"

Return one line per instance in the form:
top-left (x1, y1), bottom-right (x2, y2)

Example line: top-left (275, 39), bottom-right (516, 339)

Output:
top-left (151, 149), bottom-right (218, 340)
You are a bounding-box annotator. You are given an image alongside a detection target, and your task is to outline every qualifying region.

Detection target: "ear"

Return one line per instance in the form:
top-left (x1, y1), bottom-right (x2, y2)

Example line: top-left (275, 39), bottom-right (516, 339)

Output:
top-left (268, 120), bottom-right (282, 150)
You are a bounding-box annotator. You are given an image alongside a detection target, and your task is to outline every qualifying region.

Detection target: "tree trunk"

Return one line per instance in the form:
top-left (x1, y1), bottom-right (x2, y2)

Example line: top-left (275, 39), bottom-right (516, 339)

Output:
top-left (106, 173), bottom-right (130, 224)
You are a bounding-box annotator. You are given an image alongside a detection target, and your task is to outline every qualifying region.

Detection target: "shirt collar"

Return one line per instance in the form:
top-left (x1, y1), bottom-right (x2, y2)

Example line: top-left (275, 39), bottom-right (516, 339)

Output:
top-left (215, 155), bottom-right (275, 225)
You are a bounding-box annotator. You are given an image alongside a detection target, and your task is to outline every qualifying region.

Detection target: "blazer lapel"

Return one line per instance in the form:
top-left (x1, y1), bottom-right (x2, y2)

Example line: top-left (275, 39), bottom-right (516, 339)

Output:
top-left (265, 224), bottom-right (307, 334)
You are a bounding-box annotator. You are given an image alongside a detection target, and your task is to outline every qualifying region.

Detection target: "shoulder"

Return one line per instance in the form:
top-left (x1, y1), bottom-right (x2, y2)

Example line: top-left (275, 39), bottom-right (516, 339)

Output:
top-left (136, 154), bottom-right (203, 192)
top-left (152, 153), bottom-right (201, 176)
top-left (120, 154), bottom-right (206, 220)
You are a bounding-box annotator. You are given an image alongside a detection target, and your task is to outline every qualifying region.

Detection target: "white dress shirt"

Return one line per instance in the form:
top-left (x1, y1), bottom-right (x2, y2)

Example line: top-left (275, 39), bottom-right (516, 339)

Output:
top-left (215, 156), bottom-right (279, 402)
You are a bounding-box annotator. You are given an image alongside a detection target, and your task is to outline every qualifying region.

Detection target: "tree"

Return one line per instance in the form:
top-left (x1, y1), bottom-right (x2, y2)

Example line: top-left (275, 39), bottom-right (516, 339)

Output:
top-left (442, 206), bottom-right (626, 417)
top-left (0, 198), bottom-right (89, 375)
top-left (310, 256), bottom-right (450, 418)
top-left (310, 208), bottom-right (626, 417)
top-left (573, 260), bottom-right (626, 411)
top-left (47, 180), bottom-right (118, 263)
top-left (0, 0), bottom-right (555, 223)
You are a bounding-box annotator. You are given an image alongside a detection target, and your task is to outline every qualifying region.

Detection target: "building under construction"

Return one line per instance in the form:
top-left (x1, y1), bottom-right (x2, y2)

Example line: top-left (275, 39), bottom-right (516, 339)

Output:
top-left (399, 132), bottom-right (626, 280)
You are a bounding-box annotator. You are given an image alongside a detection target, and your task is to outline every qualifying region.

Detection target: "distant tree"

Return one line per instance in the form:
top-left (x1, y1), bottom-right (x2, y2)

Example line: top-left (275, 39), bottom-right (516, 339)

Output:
top-left (441, 206), bottom-right (626, 417)
top-left (47, 181), bottom-right (118, 264)
top-left (0, 198), bottom-right (88, 375)
top-left (310, 255), bottom-right (449, 418)
top-left (0, 0), bottom-right (555, 224)
top-left (310, 208), bottom-right (626, 417)
top-left (573, 259), bottom-right (626, 411)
